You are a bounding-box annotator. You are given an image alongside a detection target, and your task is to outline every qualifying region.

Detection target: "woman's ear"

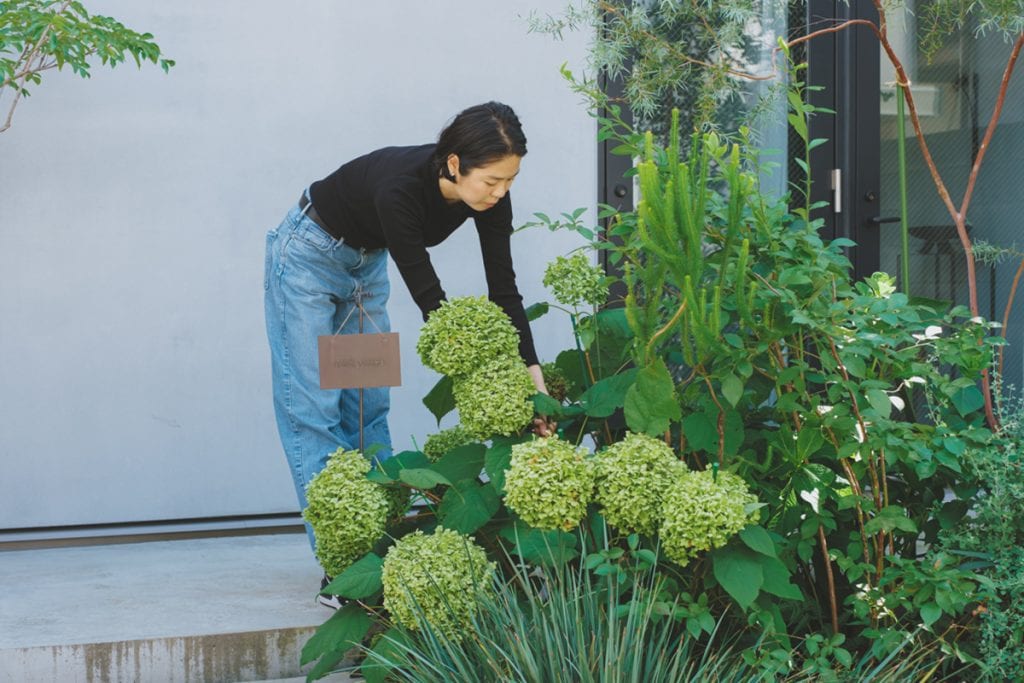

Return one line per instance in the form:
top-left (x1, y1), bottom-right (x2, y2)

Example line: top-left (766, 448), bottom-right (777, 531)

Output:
top-left (446, 153), bottom-right (460, 180)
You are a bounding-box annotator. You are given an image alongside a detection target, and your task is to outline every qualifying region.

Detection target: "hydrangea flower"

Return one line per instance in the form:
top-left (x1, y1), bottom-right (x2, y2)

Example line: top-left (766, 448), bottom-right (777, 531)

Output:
top-left (659, 469), bottom-right (760, 566)
top-left (593, 432), bottom-right (682, 536)
top-left (541, 362), bottom-right (570, 403)
top-left (381, 527), bottom-right (495, 640)
top-left (423, 424), bottom-right (475, 462)
top-left (543, 252), bottom-right (607, 308)
top-left (504, 436), bottom-right (594, 531)
top-left (454, 356), bottom-right (535, 439)
top-left (303, 448), bottom-right (389, 577)
top-left (416, 296), bottom-right (520, 377)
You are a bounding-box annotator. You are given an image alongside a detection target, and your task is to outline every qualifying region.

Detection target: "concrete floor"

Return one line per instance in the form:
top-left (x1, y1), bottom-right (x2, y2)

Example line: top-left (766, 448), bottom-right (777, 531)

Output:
top-left (0, 533), bottom-right (356, 682)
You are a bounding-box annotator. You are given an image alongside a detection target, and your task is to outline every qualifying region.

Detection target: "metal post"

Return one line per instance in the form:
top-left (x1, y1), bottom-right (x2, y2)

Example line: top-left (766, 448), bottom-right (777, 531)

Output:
top-left (358, 300), bottom-right (364, 453)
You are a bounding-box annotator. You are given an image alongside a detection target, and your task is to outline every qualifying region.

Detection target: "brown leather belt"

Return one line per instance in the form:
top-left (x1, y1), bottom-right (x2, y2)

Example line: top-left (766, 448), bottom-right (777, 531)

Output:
top-left (298, 192), bottom-right (331, 234)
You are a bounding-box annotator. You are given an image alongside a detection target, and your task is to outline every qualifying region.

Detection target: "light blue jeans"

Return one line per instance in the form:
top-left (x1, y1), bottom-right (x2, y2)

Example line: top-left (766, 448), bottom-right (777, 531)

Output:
top-left (264, 195), bottom-right (393, 550)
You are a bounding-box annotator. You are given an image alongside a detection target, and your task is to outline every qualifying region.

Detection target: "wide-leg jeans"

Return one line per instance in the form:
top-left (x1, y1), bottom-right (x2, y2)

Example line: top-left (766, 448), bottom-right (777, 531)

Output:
top-left (264, 197), bottom-right (393, 550)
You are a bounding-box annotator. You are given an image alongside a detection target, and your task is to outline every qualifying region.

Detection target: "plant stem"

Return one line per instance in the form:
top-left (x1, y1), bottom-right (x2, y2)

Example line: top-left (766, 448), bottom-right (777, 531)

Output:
top-left (818, 525), bottom-right (840, 633)
top-left (896, 85), bottom-right (911, 295)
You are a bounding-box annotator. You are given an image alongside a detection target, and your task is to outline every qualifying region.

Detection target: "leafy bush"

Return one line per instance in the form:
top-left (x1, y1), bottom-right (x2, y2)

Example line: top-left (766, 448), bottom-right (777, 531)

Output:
top-left (504, 436), bottom-right (594, 531)
top-left (303, 448), bottom-right (389, 577)
top-left (381, 528), bottom-right (495, 640)
top-left (593, 431), bottom-right (681, 535)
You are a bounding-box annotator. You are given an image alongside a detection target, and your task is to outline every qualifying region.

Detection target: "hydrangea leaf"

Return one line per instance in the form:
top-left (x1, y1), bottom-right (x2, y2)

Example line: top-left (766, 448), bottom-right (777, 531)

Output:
top-left (380, 451), bottom-right (430, 479)
top-left (554, 349), bottom-right (587, 397)
top-left (398, 468), bottom-right (451, 490)
top-left (484, 440), bottom-right (514, 493)
top-left (300, 602), bottom-right (371, 666)
top-left (432, 443), bottom-right (486, 483)
top-left (324, 552), bottom-right (384, 599)
top-left (423, 375), bottom-right (456, 425)
top-left (624, 359), bottom-right (681, 435)
top-left (532, 392), bottom-right (564, 418)
top-left (759, 556), bottom-right (803, 601)
top-left (500, 522), bottom-right (579, 566)
top-left (711, 546), bottom-right (763, 609)
top-left (580, 368), bottom-right (638, 418)
top-left (720, 373), bottom-right (743, 407)
top-left (525, 302), bottom-right (550, 321)
top-left (438, 480), bottom-right (501, 534)
top-left (739, 525), bottom-right (776, 558)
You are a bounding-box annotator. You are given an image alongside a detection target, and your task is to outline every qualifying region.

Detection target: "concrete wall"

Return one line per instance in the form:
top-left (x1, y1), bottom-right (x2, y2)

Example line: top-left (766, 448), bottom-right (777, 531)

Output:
top-left (0, 2), bottom-right (595, 529)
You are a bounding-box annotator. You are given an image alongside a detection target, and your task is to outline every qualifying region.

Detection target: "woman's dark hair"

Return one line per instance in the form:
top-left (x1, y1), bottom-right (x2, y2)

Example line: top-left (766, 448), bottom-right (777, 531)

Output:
top-left (433, 102), bottom-right (527, 180)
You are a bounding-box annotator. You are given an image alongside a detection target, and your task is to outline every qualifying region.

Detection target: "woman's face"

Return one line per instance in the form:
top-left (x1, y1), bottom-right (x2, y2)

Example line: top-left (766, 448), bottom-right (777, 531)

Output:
top-left (446, 154), bottom-right (521, 211)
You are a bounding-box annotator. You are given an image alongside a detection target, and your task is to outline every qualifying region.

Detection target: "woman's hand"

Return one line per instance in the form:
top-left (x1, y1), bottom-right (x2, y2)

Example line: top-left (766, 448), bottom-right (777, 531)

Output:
top-left (527, 364), bottom-right (557, 437)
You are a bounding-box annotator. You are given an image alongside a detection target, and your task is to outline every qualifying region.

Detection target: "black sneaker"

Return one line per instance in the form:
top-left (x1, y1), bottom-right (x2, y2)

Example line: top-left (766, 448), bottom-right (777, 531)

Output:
top-left (318, 574), bottom-right (346, 610)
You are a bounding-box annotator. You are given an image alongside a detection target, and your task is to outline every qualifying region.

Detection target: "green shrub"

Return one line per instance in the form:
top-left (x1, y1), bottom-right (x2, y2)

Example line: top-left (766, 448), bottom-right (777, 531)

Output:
top-left (504, 436), bottom-right (594, 531)
top-left (659, 469), bottom-right (759, 566)
top-left (303, 448), bottom-right (389, 577)
top-left (594, 432), bottom-right (681, 535)
top-left (381, 527), bottom-right (495, 640)
top-left (416, 296), bottom-right (519, 377)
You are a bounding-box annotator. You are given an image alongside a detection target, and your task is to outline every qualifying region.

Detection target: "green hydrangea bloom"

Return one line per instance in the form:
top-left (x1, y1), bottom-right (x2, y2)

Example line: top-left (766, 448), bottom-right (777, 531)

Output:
top-left (543, 252), bottom-right (607, 308)
top-left (381, 527), bottom-right (495, 640)
top-left (423, 424), bottom-right (475, 462)
top-left (504, 437), bottom-right (594, 531)
top-left (382, 484), bottom-right (411, 522)
top-left (416, 296), bottom-right (520, 377)
top-left (454, 356), bottom-right (535, 439)
top-left (303, 448), bottom-right (390, 577)
top-left (659, 469), bottom-right (760, 567)
top-left (594, 432), bottom-right (682, 536)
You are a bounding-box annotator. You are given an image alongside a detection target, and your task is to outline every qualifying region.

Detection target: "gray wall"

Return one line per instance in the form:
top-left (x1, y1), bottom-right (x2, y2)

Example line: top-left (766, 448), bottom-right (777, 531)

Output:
top-left (0, 2), bottom-right (595, 529)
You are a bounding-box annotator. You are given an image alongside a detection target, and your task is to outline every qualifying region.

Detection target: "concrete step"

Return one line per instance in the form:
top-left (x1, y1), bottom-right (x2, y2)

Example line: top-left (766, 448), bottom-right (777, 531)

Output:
top-left (0, 534), bottom-right (355, 682)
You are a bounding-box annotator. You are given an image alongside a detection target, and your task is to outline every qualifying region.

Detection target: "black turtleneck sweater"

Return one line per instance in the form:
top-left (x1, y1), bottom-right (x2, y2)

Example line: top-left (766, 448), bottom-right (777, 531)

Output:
top-left (308, 144), bottom-right (538, 367)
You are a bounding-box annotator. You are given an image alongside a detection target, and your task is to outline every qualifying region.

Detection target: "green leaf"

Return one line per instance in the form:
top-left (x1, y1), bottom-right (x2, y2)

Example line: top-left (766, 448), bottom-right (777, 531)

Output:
top-left (865, 389), bottom-right (892, 419)
top-left (532, 392), bottom-right (564, 417)
top-left (525, 302), bottom-right (549, 321)
top-left (863, 505), bottom-right (918, 535)
top-left (739, 526), bottom-right (776, 557)
top-left (438, 480), bottom-right (501, 534)
top-left (324, 553), bottom-right (383, 599)
top-left (950, 385), bottom-right (985, 416)
top-left (380, 451), bottom-right (430, 478)
top-left (398, 468), bottom-right (451, 489)
top-left (579, 369), bottom-right (638, 418)
top-left (422, 375), bottom-right (456, 425)
top-left (305, 649), bottom-right (348, 681)
top-left (682, 411), bottom-right (717, 453)
top-left (920, 602), bottom-right (942, 628)
top-left (484, 440), bottom-right (514, 493)
top-left (624, 359), bottom-right (681, 435)
top-left (759, 557), bottom-right (803, 601)
top-left (500, 523), bottom-right (579, 566)
top-left (432, 443), bottom-right (486, 483)
top-left (300, 603), bottom-right (371, 666)
top-left (721, 373), bottom-right (743, 407)
top-left (712, 546), bottom-right (763, 609)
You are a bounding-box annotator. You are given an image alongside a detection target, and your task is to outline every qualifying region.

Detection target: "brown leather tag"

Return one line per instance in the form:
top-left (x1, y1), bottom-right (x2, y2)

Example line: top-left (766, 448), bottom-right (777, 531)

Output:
top-left (318, 332), bottom-right (402, 389)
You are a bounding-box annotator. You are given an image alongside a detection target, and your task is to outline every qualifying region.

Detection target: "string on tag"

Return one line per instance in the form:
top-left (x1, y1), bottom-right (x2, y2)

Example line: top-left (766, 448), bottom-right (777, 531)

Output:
top-left (332, 290), bottom-right (386, 336)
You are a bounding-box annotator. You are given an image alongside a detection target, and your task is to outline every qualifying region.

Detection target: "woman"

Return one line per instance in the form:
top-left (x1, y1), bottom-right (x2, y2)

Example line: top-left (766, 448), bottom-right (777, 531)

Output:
top-left (263, 102), bottom-right (549, 598)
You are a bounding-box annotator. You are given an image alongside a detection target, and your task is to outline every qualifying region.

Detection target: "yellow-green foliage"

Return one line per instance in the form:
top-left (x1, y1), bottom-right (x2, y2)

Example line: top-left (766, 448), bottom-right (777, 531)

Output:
top-left (659, 469), bottom-right (760, 566)
top-left (594, 432), bottom-right (682, 536)
top-left (504, 436), bottom-right (594, 531)
top-left (381, 528), bottom-right (495, 640)
top-left (303, 448), bottom-right (389, 577)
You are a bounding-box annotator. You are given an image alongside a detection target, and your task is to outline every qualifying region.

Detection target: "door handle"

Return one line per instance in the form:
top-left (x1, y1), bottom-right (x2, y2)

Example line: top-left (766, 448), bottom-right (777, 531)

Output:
top-left (870, 216), bottom-right (901, 225)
